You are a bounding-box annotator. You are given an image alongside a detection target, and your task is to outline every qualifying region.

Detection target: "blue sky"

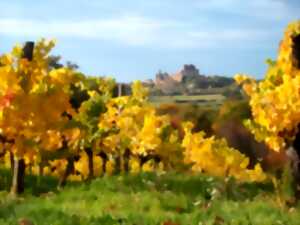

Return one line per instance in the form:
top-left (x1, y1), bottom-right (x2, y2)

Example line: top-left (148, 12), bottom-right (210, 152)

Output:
top-left (0, 0), bottom-right (299, 82)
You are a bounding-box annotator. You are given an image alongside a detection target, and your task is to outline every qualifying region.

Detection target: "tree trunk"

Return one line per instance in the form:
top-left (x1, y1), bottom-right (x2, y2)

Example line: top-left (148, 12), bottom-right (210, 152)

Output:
top-left (58, 157), bottom-right (74, 188)
top-left (10, 157), bottom-right (25, 195)
top-left (85, 147), bottom-right (94, 179)
top-left (98, 151), bottom-right (108, 175)
top-left (10, 152), bottom-right (14, 174)
top-left (123, 148), bottom-right (130, 173)
top-left (153, 155), bottom-right (161, 170)
top-left (36, 162), bottom-right (44, 187)
top-left (114, 152), bottom-right (121, 175)
top-left (290, 125), bottom-right (300, 198)
top-left (39, 163), bottom-right (44, 177)
top-left (138, 155), bottom-right (161, 171)
top-left (139, 155), bottom-right (150, 171)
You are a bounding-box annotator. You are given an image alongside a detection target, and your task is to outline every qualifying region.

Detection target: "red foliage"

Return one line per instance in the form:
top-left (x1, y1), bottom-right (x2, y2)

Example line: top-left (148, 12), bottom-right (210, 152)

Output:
top-left (0, 91), bottom-right (15, 109)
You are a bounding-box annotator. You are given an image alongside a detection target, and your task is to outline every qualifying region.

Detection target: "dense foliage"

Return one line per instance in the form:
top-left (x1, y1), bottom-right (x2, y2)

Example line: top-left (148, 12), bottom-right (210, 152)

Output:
top-left (235, 21), bottom-right (300, 152)
top-left (0, 39), bottom-right (268, 195)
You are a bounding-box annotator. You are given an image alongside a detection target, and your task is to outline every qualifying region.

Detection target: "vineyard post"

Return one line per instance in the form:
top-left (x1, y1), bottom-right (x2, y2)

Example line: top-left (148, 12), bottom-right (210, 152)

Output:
top-left (10, 41), bottom-right (35, 195)
top-left (118, 83), bottom-right (122, 97)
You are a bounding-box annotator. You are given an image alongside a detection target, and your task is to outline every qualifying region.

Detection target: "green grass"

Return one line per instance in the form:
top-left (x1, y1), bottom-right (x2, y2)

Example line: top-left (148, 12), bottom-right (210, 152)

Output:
top-left (149, 95), bottom-right (225, 107)
top-left (0, 172), bottom-right (299, 225)
top-left (150, 94), bottom-right (224, 102)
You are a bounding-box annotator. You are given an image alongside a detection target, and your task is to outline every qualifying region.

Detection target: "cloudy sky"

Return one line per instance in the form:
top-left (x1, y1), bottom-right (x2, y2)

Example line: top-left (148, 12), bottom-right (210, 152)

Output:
top-left (0, 0), bottom-right (299, 82)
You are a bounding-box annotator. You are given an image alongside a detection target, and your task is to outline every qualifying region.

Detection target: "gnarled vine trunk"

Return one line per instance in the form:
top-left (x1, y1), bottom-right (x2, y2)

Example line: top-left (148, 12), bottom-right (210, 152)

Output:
top-left (288, 123), bottom-right (300, 198)
top-left (292, 34), bottom-right (300, 68)
top-left (138, 154), bottom-right (161, 171)
top-left (58, 156), bottom-right (75, 188)
top-left (10, 157), bottom-right (25, 195)
top-left (85, 147), bottom-right (94, 179)
top-left (123, 148), bottom-right (130, 173)
top-left (98, 151), bottom-right (108, 175)
top-left (114, 152), bottom-right (121, 175)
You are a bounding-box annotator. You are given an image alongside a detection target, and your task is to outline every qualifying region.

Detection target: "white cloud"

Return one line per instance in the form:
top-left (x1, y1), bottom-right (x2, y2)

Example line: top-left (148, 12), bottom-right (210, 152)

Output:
top-left (0, 16), bottom-right (274, 49)
top-left (0, 16), bottom-right (172, 45)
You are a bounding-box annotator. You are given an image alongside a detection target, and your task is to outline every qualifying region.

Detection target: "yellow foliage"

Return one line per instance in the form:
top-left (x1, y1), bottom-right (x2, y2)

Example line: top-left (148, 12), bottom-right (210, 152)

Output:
top-left (182, 122), bottom-right (266, 182)
top-left (235, 20), bottom-right (300, 152)
top-left (0, 39), bottom-right (81, 159)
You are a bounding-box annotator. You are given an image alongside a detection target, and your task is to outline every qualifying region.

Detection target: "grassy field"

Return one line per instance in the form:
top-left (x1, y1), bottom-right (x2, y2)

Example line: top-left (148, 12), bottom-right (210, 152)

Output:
top-left (149, 95), bottom-right (225, 107)
top-left (0, 171), bottom-right (299, 225)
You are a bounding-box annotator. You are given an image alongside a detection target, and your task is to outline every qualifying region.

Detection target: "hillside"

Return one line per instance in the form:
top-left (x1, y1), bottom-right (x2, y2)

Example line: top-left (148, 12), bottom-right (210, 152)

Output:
top-left (114, 65), bottom-right (239, 97)
top-left (144, 64), bottom-right (236, 96)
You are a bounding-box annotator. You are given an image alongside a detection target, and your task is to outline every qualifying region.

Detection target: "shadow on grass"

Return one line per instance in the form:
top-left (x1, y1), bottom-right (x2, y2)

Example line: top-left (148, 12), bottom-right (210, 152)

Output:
top-left (92, 172), bottom-right (274, 201)
top-left (0, 168), bottom-right (82, 196)
top-left (1, 168), bottom-right (273, 201)
top-left (0, 207), bottom-right (122, 225)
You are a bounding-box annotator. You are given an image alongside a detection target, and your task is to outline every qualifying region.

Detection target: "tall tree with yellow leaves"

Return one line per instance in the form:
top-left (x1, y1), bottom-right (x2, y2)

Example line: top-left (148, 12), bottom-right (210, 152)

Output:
top-left (0, 39), bottom-right (82, 194)
top-left (235, 21), bottom-right (300, 186)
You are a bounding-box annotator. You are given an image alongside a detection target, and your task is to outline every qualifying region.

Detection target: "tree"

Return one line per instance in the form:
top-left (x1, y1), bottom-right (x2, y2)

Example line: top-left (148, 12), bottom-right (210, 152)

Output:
top-left (234, 21), bottom-right (300, 186)
top-left (0, 39), bottom-right (82, 194)
top-left (98, 81), bottom-right (183, 174)
top-left (72, 77), bottom-right (115, 179)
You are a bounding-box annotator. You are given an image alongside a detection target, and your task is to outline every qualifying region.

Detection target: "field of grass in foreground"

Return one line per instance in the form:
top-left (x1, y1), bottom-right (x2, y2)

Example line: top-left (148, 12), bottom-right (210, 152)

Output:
top-left (0, 172), bottom-right (299, 225)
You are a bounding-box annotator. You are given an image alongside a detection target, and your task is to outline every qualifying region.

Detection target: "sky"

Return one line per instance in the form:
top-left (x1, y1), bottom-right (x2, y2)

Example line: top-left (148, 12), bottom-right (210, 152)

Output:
top-left (0, 0), bottom-right (299, 82)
